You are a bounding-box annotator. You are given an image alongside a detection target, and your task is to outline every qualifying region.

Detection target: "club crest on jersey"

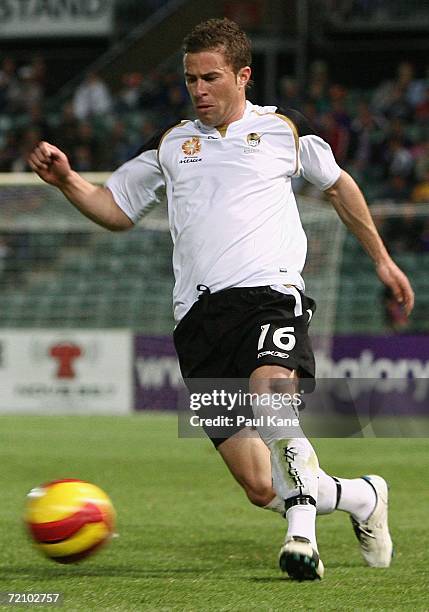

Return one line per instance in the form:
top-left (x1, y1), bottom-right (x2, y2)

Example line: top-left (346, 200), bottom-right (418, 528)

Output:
top-left (182, 137), bottom-right (201, 156)
top-left (244, 132), bottom-right (262, 154)
top-left (246, 133), bottom-right (261, 147)
top-left (180, 137), bottom-right (203, 164)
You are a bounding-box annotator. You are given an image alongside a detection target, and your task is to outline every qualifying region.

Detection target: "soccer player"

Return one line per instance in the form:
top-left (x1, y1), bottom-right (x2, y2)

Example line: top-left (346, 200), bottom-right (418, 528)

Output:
top-left (28, 18), bottom-right (414, 581)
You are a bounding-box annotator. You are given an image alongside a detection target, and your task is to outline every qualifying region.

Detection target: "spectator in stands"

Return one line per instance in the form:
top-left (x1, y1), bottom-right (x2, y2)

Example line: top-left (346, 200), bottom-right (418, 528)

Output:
top-left (414, 84), bottom-right (429, 125)
top-left (381, 204), bottom-right (424, 253)
top-left (329, 85), bottom-right (351, 129)
top-left (278, 76), bottom-right (301, 110)
top-left (383, 84), bottom-right (414, 122)
top-left (11, 127), bottom-right (41, 172)
top-left (52, 101), bottom-right (80, 154)
top-left (73, 121), bottom-right (102, 169)
top-left (160, 71), bottom-right (189, 117)
top-left (105, 119), bottom-right (134, 168)
top-left (420, 219), bottom-right (429, 252)
top-left (319, 111), bottom-right (349, 165)
top-left (379, 175), bottom-right (412, 204)
top-left (383, 137), bottom-right (415, 182)
top-left (0, 57), bottom-right (19, 113)
top-left (372, 61), bottom-right (422, 118)
top-left (411, 169), bottom-right (429, 204)
top-left (0, 131), bottom-right (19, 171)
top-left (132, 119), bottom-right (157, 152)
top-left (73, 71), bottom-right (112, 120)
top-left (24, 103), bottom-right (51, 139)
top-left (300, 101), bottom-right (320, 132)
top-left (138, 69), bottom-right (165, 110)
top-left (397, 61), bottom-right (426, 108)
top-left (16, 65), bottom-right (44, 113)
top-left (348, 101), bottom-right (387, 177)
top-left (306, 60), bottom-right (330, 112)
top-left (116, 72), bottom-right (143, 112)
top-left (415, 141), bottom-right (429, 182)
top-left (71, 144), bottom-right (93, 172)
top-left (28, 56), bottom-right (47, 91)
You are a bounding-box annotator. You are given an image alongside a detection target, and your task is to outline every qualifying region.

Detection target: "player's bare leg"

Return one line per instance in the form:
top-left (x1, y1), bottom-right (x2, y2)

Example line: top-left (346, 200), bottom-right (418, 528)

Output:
top-left (218, 431), bottom-right (276, 508)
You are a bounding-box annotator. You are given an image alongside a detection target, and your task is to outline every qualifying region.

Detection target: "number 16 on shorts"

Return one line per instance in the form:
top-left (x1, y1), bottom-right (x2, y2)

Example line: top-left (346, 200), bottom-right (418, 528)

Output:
top-left (257, 324), bottom-right (296, 359)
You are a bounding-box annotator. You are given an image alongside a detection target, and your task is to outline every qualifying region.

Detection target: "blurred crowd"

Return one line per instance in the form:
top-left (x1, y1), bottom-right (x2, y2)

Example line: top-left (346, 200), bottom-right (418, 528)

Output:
top-left (281, 60), bottom-right (429, 207)
top-left (276, 59), bottom-right (429, 261)
top-left (0, 56), bottom-right (190, 174)
top-left (0, 54), bottom-right (428, 215)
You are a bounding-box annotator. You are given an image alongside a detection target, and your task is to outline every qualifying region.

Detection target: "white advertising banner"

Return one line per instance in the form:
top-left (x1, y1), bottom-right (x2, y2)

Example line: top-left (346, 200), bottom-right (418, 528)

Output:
top-left (0, 0), bottom-right (113, 38)
top-left (0, 330), bottom-right (132, 414)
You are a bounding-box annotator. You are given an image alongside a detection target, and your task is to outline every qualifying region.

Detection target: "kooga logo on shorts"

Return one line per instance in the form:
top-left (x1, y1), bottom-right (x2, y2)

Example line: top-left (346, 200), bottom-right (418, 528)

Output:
top-left (258, 350), bottom-right (289, 359)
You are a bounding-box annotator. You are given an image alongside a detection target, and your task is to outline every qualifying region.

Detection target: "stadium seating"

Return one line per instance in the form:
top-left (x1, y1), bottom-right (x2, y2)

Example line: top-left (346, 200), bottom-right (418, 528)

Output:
top-left (0, 226), bottom-right (427, 333)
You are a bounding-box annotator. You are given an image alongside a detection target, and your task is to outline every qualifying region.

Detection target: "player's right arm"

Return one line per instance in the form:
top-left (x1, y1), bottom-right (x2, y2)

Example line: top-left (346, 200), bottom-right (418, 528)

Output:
top-left (28, 141), bottom-right (134, 231)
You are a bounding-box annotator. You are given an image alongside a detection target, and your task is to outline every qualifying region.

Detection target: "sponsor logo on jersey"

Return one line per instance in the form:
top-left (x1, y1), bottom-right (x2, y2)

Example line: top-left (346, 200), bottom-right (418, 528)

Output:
top-left (182, 137), bottom-right (201, 156)
top-left (246, 132), bottom-right (261, 147)
top-left (180, 137), bottom-right (203, 164)
top-left (258, 350), bottom-right (289, 359)
top-left (244, 132), bottom-right (262, 154)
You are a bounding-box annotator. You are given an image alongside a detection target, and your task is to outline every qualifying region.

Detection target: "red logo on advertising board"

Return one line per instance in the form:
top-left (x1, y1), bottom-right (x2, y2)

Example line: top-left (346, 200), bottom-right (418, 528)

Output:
top-left (49, 342), bottom-right (83, 379)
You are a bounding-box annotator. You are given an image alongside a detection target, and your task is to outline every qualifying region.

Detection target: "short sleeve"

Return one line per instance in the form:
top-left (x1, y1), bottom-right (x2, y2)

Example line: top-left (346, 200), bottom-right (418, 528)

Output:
top-left (298, 135), bottom-right (342, 191)
top-left (106, 149), bottom-right (166, 223)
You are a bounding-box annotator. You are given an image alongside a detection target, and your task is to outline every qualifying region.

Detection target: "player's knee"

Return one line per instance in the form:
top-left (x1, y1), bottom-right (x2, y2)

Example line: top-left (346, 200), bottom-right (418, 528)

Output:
top-left (245, 480), bottom-right (274, 507)
top-left (250, 367), bottom-right (297, 395)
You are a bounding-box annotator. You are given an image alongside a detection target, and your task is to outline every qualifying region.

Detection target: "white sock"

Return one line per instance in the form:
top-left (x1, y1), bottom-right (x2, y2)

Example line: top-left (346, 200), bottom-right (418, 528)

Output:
top-left (336, 477), bottom-right (377, 522)
top-left (252, 392), bottom-right (319, 548)
top-left (264, 495), bottom-right (284, 514)
top-left (317, 469), bottom-right (339, 515)
top-left (286, 504), bottom-right (317, 550)
top-left (251, 393), bottom-right (319, 501)
top-left (264, 472), bottom-right (338, 516)
top-left (263, 471), bottom-right (372, 520)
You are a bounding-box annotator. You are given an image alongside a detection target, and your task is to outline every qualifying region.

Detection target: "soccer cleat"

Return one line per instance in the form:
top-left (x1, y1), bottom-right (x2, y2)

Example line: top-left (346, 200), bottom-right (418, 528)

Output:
top-left (279, 536), bottom-right (324, 581)
top-left (350, 475), bottom-right (393, 568)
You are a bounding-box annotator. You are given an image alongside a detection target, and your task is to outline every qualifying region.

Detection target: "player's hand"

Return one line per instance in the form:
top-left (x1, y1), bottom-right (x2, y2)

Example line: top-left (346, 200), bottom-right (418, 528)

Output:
top-left (376, 258), bottom-right (415, 316)
top-left (27, 141), bottom-right (73, 188)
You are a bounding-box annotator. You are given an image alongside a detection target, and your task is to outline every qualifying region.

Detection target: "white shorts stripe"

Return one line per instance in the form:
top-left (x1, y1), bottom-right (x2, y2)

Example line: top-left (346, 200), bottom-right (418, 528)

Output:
top-left (270, 284), bottom-right (303, 317)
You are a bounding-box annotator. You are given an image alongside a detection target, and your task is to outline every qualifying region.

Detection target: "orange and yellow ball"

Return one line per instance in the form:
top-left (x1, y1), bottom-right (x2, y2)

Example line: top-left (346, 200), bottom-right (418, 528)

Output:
top-left (25, 479), bottom-right (116, 563)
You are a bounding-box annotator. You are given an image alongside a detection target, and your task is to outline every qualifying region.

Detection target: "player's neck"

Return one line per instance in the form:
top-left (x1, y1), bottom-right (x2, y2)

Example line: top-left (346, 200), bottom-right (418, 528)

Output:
top-left (216, 98), bottom-right (247, 130)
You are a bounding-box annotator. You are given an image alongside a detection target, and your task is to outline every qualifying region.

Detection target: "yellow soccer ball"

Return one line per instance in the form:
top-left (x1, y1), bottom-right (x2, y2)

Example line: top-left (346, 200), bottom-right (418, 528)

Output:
top-left (25, 479), bottom-right (116, 563)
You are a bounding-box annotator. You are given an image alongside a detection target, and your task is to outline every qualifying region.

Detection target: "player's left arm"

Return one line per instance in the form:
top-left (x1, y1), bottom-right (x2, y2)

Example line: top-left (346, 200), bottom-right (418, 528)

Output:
top-left (324, 170), bottom-right (415, 315)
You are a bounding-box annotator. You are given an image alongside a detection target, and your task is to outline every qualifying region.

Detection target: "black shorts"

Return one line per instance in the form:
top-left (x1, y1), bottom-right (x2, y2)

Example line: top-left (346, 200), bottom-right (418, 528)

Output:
top-left (174, 285), bottom-right (316, 446)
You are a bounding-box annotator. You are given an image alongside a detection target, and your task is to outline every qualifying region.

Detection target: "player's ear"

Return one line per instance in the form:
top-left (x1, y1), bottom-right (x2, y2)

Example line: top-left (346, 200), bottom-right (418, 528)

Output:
top-left (237, 66), bottom-right (251, 89)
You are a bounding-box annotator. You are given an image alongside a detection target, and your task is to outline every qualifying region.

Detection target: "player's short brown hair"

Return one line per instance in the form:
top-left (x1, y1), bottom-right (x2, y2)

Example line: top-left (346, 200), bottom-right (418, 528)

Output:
top-left (182, 18), bottom-right (252, 74)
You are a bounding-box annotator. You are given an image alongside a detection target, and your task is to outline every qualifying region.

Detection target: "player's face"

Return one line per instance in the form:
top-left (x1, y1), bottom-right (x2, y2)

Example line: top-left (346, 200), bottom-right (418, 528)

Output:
top-left (184, 49), bottom-right (251, 128)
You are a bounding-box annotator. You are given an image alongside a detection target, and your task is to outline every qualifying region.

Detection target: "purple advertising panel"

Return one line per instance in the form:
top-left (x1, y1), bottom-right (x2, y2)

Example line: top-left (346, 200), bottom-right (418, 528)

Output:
top-left (317, 335), bottom-right (429, 417)
top-left (332, 335), bottom-right (429, 365)
top-left (134, 335), bottom-right (181, 410)
top-left (134, 334), bottom-right (429, 417)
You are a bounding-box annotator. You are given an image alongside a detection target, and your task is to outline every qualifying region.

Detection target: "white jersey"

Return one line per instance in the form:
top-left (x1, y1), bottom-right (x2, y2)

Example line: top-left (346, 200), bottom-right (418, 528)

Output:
top-left (106, 101), bottom-right (341, 322)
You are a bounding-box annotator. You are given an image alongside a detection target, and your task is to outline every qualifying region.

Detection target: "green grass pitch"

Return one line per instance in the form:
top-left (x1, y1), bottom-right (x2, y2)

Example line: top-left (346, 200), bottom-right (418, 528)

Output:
top-left (0, 414), bottom-right (427, 611)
